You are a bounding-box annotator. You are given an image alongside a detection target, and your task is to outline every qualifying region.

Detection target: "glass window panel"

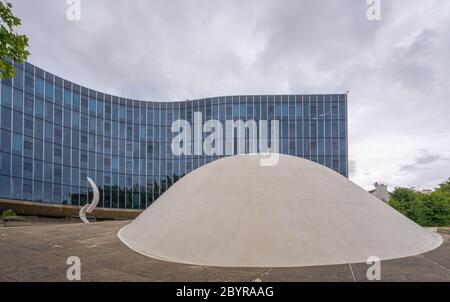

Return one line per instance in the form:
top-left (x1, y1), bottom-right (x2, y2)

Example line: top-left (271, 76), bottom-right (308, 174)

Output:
top-left (44, 182), bottom-right (52, 203)
top-left (54, 107), bottom-right (62, 125)
top-left (0, 152), bottom-right (11, 175)
top-left (34, 139), bottom-right (43, 160)
top-left (1, 83), bottom-right (12, 107)
top-left (63, 146), bottom-right (71, 165)
top-left (45, 142), bottom-right (53, 162)
top-left (12, 177), bottom-right (22, 199)
top-left (45, 101), bottom-right (53, 121)
top-left (24, 93), bottom-right (33, 115)
top-left (282, 102), bottom-right (288, 118)
top-left (24, 137), bottom-right (33, 158)
top-left (81, 95), bottom-right (88, 113)
top-left (33, 180), bottom-right (43, 201)
top-left (97, 99), bottom-right (104, 115)
top-left (64, 108), bottom-right (71, 127)
top-left (34, 159), bottom-right (43, 180)
top-left (81, 116), bottom-right (88, 131)
top-left (54, 125), bottom-right (62, 144)
top-left (339, 120), bottom-right (346, 138)
top-left (23, 157), bottom-right (33, 179)
top-left (13, 110), bottom-right (23, 133)
top-left (34, 118), bottom-right (43, 139)
top-left (72, 111), bottom-right (79, 128)
top-left (13, 66), bottom-right (24, 89)
top-left (13, 88), bottom-right (23, 110)
top-left (45, 80), bottom-right (53, 100)
top-left (55, 86), bottom-right (62, 104)
top-left (339, 100), bottom-right (346, 119)
top-left (45, 122), bottom-right (53, 141)
top-left (1, 107), bottom-right (11, 129)
top-left (89, 97), bottom-right (96, 114)
top-left (25, 74), bottom-right (34, 94)
top-left (0, 175), bottom-right (11, 198)
top-left (35, 77), bottom-right (44, 97)
top-left (12, 155), bottom-right (22, 178)
top-left (35, 98), bottom-right (43, 118)
top-left (64, 88), bottom-right (72, 107)
top-left (12, 133), bottom-right (22, 153)
top-left (73, 92), bottom-right (80, 110)
top-left (24, 116), bottom-right (33, 137)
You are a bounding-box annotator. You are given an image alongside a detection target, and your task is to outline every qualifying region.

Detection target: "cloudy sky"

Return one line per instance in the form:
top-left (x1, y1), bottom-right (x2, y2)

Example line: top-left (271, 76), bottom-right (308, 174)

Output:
top-left (9, 0), bottom-right (450, 190)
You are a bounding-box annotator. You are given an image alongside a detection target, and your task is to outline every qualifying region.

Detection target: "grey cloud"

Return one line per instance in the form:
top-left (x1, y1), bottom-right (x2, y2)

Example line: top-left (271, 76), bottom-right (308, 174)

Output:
top-left (386, 28), bottom-right (438, 91)
top-left (400, 149), bottom-right (448, 172)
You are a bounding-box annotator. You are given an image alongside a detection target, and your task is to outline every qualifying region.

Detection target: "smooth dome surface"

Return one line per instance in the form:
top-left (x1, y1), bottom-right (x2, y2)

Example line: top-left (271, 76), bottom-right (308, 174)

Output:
top-left (118, 154), bottom-right (442, 267)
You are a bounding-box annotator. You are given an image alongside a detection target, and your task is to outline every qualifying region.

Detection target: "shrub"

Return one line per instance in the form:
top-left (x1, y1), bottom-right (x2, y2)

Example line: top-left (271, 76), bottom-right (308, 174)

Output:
top-left (389, 182), bottom-right (450, 227)
top-left (1, 209), bottom-right (17, 218)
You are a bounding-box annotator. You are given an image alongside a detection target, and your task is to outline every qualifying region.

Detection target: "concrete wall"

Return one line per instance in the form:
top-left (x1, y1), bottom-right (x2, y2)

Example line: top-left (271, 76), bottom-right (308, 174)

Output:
top-left (0, 199), bottom-right (141, 220)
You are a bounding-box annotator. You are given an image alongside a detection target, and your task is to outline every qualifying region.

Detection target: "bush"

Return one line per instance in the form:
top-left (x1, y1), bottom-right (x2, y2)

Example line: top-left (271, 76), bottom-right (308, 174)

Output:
top-left (419, 191), bottom-right (450, 226)
top-left (389, 182), bottom-right (450, 227)
top-left (1, 209), bottom-right (17, 218)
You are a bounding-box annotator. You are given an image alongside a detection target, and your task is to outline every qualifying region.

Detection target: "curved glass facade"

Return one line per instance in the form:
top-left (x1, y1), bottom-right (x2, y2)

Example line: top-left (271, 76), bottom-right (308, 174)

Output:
top-left (0, 61), bottom-right (347, 209)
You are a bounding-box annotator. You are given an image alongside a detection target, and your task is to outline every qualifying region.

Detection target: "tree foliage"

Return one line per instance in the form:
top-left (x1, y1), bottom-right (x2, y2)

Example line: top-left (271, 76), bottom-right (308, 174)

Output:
top-left (389, 180), bottom-right (450, 227)
top-left (436, 178), bottom-right (450, 194)
top-left (0, 1), bottom-right (29, 79)
top-left (1, 208), bottom-right (16, 218)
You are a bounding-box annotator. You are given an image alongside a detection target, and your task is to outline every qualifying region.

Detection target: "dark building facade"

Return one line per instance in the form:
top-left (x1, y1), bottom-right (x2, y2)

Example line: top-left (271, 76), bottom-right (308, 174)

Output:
top-left (0, 62), bottom-right (348, 210)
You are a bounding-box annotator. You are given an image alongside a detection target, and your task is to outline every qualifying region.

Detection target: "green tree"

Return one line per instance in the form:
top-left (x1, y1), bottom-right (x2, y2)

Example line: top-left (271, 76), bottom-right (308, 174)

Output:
top-left (0, 1), bottom-right (29, 79)
top-left (418, 191), bottom-right (450, 226)
top-left (389, 187), bottom-right (423, 222)
top-left (436, 178), bottom-right (450, 194)
top-left (389, 182), bottom-right (450, 227)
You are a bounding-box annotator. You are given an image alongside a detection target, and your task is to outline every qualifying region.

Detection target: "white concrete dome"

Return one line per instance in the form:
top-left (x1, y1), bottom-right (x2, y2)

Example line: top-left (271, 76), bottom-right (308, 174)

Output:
top-left (118, 154), bottom-right (442, 267)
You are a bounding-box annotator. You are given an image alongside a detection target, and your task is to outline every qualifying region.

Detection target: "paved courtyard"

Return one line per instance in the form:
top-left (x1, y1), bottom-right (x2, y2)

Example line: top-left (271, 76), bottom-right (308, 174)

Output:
top-left (0, 221), bottom-right (449, 282)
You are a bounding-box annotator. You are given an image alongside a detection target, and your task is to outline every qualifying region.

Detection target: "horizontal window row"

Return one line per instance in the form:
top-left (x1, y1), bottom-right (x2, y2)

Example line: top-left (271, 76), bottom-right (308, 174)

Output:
top-left (1, 105), bottom-right (346, 133)
top-left (0, 177), bottom-right (175, 209)
top-left (0, 140), bottom-right (347, 165)
top-left (1, 150), bottom-right (347, 175)
top-left (0, 125), bottom-right (347, 151)
top-left (2, 83), bottom-right (346, 120)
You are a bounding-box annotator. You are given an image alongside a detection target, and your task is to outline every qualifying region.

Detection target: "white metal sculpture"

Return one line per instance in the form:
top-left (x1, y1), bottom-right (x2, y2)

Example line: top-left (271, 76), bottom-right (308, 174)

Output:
top-left (79, 177), bottom-right (100, 224)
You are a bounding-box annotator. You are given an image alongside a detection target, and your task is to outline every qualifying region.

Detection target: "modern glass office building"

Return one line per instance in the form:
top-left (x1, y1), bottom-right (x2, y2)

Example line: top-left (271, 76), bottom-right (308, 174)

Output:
top-left (0, 61), bottom-right (347, 210)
